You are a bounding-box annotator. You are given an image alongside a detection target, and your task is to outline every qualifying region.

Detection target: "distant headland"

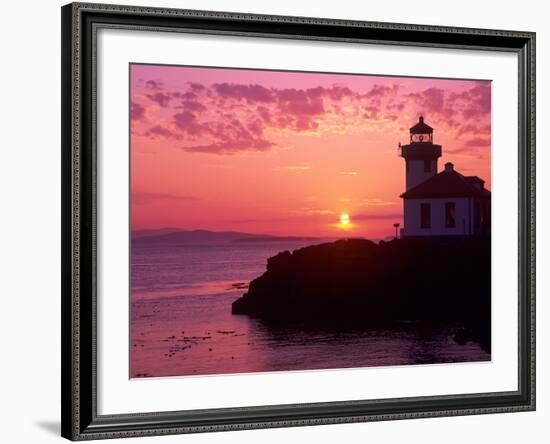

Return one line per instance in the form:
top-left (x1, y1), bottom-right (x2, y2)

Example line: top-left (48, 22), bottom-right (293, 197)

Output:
top-left (132, 228), bottom-right (321, 245)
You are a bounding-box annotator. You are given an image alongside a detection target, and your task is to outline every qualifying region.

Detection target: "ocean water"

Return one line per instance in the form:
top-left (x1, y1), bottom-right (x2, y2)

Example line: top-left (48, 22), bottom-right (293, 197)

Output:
top-left (131, 241), bottom-right (490, 378)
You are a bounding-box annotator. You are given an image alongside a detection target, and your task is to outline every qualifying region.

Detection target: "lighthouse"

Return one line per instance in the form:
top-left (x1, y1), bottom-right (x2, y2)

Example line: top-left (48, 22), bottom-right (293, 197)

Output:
top-left (399, 116), bottom-right (491, 237)
top-left (400, 116), bottom-right (442, 190)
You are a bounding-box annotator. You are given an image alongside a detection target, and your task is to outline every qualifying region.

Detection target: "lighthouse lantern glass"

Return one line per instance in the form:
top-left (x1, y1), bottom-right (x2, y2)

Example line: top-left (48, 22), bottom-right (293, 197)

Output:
top-left (411, 133), bottom-right (433, 143)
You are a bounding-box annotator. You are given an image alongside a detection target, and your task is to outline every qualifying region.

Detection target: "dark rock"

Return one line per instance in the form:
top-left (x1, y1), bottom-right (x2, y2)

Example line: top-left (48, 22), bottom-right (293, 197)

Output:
top-left (232, 237), bottom-right (491, 352)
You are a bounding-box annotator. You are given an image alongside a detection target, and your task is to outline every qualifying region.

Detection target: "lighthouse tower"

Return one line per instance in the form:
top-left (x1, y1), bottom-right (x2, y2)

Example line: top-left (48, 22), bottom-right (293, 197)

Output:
top-left (400, 116), bottom-right (442, 190)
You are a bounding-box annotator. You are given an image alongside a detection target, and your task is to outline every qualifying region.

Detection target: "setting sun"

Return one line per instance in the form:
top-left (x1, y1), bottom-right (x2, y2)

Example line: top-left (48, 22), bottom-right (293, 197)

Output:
top-left (340, 213), bottom-right (350, 225)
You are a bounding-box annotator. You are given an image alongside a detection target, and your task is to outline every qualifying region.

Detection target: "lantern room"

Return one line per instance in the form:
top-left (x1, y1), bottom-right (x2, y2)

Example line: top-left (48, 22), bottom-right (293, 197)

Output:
top-left (399, 116), bottom-right (442, 190)
top-left (409, 116), bottom-right (433, 144)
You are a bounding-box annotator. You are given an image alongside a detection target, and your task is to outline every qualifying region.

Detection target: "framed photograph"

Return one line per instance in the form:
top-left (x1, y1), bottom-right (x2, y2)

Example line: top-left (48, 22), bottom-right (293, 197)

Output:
top-left (61, 2), bottom-right (535, 440)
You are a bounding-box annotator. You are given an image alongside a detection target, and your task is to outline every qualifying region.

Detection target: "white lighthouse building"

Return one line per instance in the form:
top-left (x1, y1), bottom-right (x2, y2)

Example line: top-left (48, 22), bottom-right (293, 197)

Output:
top-left (399, 117), bottom-right (491, 237)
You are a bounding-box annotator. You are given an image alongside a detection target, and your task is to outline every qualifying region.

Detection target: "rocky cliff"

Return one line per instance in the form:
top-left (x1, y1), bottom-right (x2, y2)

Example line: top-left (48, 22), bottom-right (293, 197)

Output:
top-left (232, 237), bottom-right (491, 352)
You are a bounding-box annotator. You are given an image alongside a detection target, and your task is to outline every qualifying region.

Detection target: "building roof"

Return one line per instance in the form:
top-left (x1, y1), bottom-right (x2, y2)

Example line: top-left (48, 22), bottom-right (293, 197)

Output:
top-left (465, 175), bottom-right (485, 185)
top-left (401, 167), bottom-right (491, 199)
top-left (410, 116), bottom-right (433, 134)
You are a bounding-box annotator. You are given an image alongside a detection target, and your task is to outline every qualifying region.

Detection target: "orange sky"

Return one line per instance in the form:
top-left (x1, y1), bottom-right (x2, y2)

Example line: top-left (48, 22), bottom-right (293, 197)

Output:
top-left (130, 64), bottom-right (491, 239)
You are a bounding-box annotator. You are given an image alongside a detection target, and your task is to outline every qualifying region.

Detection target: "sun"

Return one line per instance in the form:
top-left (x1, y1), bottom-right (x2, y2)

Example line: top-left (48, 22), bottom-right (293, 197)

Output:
top-left (340, 213), bottom-right (350, 225)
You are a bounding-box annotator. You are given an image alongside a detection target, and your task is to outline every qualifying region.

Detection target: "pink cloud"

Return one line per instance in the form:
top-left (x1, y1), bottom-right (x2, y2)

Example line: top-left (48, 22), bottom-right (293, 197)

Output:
top-left (277, 88), bottom-right (325, 116)
top-left (131, 102), bottom-right (146, 121)
top-left (455, 123), bottom-right (491, 138)
top-left (133, 75), bottom-right (491, 157)
top-left (145, 79), bottom-right (163, 90)
top-left (365, 84), bottom-right (400, 99)
top-left (405, 87), bottom-right (450, 118)
top-left (145, 125), bottom-right (182, 140)
top-left (351, 212), bottom-right (403, 220)
top-left (178, 100), bottom-right (207, 112)
top-left (188, 82), bottom-right (205, 92)
top-left (363, 106), bottom-right (380, 119)
top-left (132, 191), bottom-right (200, 204)
top-left (460, 83), bottom-right (491, 119)
top-left (183, 138), bottom-right (274, 155)
top-left (464, 137), bottom-right (491, 147)
top-left (146, 92), bottom-right (172, 107)
top-left (173, 111), bottom-right (206, 137)
top-left (214, 83), bottom-right (274, 103)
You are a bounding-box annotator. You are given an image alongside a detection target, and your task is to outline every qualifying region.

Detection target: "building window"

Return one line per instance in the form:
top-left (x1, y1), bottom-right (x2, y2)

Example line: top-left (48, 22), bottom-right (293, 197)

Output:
top-left (445, 202), bottom-right (456, 228)
top-left (423, 159), bottom-right (431, 173)
top-left (420, 203), bottom-right (431, 228)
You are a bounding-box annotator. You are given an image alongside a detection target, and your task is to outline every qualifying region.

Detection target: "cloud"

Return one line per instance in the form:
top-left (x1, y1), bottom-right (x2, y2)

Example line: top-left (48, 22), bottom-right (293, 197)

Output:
top-left (145, 80), bottom-right (163, 90)
top-left (276, 88), bottom-right (325, 116)
top-left (134, 77), bottom-right (491, 157)
top-left (132, 191), bottom-right (201, 204)
top-left (351, 212), bottom-right (403, 220)
top-left (131, 102), bottom-right (146, 121)
top-left (214, 83), bottom-right (274, 103)
top-left (188, 82), bottom-right (206, 92)
top-left (145, 125), bottom-right (182, 140)
top-left (274, 164), bottom-right (313, 173)
top-left (310, 85), bottom-right (354, 100)
top-left (293, 208), bottom-right (337, 216)
top-left (445, 147), bottom-right (472, 154)
top-left (146, 92), bottom-right (172, 107)
top-left (180, 92), bottom-right (197, 100)
top-left (211, 84), bottom-right (358, 134)
top-left (179, 100), bottom-right (207, 112)
top-left (446, 133), bottom-right (491, 157)
top-left (360, 198), bottom-right (396, 206)
top-left (464, 137), bottom-right (491, 147)
top-left (341, 171), bottom-right (358, 176)
top-left (173, 111), bottom-right (196, 127)
top-left (455, 123), bottom-right (491, 138)
top-left (218, 216), bottom-right (295, 225)
top-left (406, 87), bottom-right (446, 115)
top-left (387, 102), bottom-right (405, 112)
top-left (173, 111), bottom-right (207, 136)
top-left (364, 84), bottom-right (400, 99)
top-left (396, 82), bottom-right (491, 140)
top-left (169, 101), bottom-right (276, 154)
top-left (138, 82), bottom-right (368, 153)
top-left (451, 82), bottom-right (491, 119)
top-left (363, 106), bottom-right (380, 119)
top-left (183, 138), bottom-right (274, 155)
top-left (445, 146), bottom-right (487, 160)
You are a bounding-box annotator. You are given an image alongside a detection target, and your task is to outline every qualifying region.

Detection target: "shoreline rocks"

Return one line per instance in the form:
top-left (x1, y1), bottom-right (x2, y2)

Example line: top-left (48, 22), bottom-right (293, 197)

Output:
top-left (232, 237), bottom-right (491, 352)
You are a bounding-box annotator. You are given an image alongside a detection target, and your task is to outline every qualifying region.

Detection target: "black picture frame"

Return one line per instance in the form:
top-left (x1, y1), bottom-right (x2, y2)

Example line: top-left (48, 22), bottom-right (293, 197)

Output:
top-left (61, 2), bottom-right (536, 440)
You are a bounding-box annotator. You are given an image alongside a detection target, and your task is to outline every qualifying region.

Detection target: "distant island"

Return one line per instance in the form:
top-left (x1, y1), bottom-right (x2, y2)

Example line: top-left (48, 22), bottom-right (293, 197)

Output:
top-left (232, 237), bottom-right (491, 352)
top-left (132, 228), bottom-right (321, 245)
top-left (231, 236), bottom-right (320, 243)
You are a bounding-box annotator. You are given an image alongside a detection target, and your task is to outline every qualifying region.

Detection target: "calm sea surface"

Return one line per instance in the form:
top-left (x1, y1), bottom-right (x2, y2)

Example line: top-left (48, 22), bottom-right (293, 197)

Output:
top-left (131, 241), bottom-right (490, 378)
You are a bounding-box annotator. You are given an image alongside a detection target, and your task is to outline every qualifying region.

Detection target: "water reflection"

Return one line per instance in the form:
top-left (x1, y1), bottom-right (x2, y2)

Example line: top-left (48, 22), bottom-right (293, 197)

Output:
top-left (131, 293), bottom-right (490, 378)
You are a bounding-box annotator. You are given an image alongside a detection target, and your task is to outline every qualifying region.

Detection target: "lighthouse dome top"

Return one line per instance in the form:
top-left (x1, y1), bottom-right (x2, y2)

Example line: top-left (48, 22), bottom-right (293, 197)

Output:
top-left (410, 116), bottom-right (433, 134)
